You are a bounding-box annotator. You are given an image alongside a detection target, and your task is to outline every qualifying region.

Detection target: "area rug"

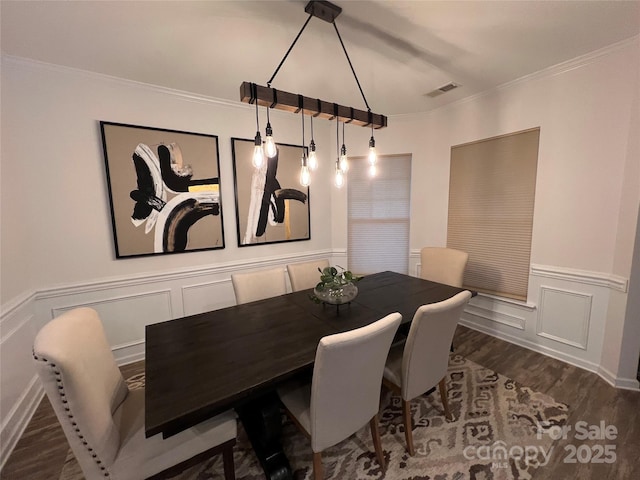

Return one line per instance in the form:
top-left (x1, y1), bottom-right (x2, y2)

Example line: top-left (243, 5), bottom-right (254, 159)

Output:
top-left (59, 354), bottom-right (569, 480)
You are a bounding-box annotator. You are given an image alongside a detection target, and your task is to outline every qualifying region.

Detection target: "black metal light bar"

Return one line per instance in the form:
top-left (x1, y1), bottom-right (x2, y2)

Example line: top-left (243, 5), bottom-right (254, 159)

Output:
top-left (240, 82), bottom-right (387, 129)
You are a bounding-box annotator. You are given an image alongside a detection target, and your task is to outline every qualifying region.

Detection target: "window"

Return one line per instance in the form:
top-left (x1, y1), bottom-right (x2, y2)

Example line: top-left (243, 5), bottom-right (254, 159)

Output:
top-left (348, 155), bottom-right (411, 275)
top-left (447, 128), bottom-right (539, 301)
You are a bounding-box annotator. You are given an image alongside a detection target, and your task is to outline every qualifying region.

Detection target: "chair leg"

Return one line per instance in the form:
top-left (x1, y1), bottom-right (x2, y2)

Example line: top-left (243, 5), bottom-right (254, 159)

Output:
top-left (402, 399), bottom-right (415, 456)
top-left (313, 451), bottom-right (323, 480)
top-left (369, 414), bottom-right (385, 470)
top-left (222, 442), bottom-right (236, 480)
top-left (439, 377), bottom-right (453, 421)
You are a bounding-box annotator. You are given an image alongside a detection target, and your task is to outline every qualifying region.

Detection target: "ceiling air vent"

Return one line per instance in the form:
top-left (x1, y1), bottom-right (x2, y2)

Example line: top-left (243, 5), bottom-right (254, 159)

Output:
top-left (425, 82), bottom-right (460, 98)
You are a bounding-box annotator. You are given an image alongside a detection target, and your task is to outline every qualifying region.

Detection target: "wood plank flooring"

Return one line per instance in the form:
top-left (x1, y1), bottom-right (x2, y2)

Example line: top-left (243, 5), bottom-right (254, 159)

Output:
top-left (2, 328), bottom-right (639, 479)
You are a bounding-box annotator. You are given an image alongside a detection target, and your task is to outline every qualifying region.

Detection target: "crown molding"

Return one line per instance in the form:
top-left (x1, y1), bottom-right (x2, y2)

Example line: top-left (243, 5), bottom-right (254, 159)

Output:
top-left (1, 54), bottom-right (248, 111)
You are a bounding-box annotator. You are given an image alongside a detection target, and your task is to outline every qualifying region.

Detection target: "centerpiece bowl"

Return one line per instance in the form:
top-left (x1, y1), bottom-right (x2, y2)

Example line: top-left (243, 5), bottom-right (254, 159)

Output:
top-left (310, 265), bottom-right (361, 307)
top-left (313, 282), bottom-right (358, 305)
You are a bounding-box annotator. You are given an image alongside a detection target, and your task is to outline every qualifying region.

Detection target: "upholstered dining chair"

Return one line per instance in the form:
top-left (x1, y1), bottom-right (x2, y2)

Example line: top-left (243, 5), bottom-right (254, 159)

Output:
top-left (278, 312), bottom-right (402, 480)
top-left (231, 267), bottom-right (287, 304)
top-left (286, 259), bottom-right (330, 292)
top-left (32, 307), bottom-right (237, 480)
top-left (383, 290), bottom-right (472, 455)
top-left (419, 247), bottom-right (469, 288)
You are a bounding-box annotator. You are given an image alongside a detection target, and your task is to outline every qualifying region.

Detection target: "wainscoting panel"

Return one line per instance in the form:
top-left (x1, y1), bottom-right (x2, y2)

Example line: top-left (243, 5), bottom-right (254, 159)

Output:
top-left (182, 279), bottom-right (236, 317)
top-left (464, 303), bottom-right (526, 330)
top-left (51, 289), bottom-right (174, 348)
top-left (459, 263), bottom-right (631, 391)
top-left (537, 286), bottom-right (593, 349)
top-left (0, 295), bottom-right (40, 471)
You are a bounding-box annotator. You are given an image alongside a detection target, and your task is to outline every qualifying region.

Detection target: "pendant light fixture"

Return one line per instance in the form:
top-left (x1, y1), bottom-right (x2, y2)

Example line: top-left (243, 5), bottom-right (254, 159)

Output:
top-left (334, 117), bottom-right (344, 188)
top-left (308, 114), bottom-right (318, 171)
top-left (367, 118), bottom-right (377, 177)
top-left (252, 85), bottom-right (265, 169)
top-left (241, 1), bottom-right (387, 184)
top-left (300, 109), bottom-right (310, 187)
top-left (339, 121), bottom-right (348, 173)
top-left (264, 107), bottom-right (277, 158)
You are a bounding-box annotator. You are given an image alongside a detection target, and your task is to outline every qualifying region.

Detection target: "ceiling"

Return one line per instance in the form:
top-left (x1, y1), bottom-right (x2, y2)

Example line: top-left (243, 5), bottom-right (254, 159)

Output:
top-left (2, 1), bottom-right (639, 116)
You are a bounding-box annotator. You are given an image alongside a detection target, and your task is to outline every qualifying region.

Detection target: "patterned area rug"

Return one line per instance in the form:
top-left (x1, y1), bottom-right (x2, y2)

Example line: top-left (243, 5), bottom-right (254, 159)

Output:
top-left (59, 354), bottom-right (569, 480)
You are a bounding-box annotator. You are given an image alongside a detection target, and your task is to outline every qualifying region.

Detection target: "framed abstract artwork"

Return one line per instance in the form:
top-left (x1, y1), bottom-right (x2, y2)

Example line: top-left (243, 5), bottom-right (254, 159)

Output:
top-left (231, 138), bottom-right (310, 247)
top-left (100, 121), bottom-right (225, 258)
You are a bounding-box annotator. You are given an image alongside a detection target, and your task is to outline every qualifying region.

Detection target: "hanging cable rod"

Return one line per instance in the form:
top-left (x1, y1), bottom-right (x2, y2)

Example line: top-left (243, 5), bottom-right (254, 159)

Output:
top-left (332, 21), bottom-right (370, 112)
top-left (266, 13), bottom-right (313, 87)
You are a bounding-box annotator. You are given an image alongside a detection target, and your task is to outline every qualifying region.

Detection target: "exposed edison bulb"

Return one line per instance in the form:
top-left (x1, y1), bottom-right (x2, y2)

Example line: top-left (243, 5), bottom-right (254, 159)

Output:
top-left (308, 140), bottom-right (318, 170)
top-left (300, 164), bottom-right (310, 187)
top-left (339, 145), bottom-right (349, 173)
top-left (265, 136), bottom-right (277, 158)
top-left (368, 136), bottom-right (377, 165)
top-left (253, 132), bottom-right (265, 169)
top-left (264, 122), bottom-right (277, 158)
top-left (339, 154), bottom-right (348, 173)
top-left (335, 167), bottom-right (344, 188)
top-left (368, 146), bottom-right (377, 165)
top-left (308, 150), bottom-right (318, 170)
top-left (368, 163), bottom-right (377, 177)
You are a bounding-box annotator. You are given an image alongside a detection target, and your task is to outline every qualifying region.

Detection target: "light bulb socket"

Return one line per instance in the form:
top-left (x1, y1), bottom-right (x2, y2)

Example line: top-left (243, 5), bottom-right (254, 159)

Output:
top-left (254, 131), bottom-right (262, 146)
top-left (369, 136), bottom-right (376, 148)
top-left (341, 144), bottom-right (347, 155)
top-left (309, 139), bottom-right (316, 152)
top-left (265, 122), bottom-right (273, 137)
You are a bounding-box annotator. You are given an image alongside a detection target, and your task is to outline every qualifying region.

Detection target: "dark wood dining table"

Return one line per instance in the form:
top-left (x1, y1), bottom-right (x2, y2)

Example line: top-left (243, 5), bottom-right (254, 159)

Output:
top-left (145, 270), bottom-right (467, 480)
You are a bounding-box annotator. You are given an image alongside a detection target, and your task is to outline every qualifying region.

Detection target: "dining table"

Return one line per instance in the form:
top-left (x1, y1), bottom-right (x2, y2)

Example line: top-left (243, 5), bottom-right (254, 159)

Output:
top-left (145, 270), bottom-right (468, 480)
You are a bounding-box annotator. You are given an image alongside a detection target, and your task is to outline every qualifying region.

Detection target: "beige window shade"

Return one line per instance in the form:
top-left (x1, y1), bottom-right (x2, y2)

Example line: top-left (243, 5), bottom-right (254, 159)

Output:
top-left (448, 128), bottom-right (540, 301)
top-left (348, 155), bottom-right (411, 275)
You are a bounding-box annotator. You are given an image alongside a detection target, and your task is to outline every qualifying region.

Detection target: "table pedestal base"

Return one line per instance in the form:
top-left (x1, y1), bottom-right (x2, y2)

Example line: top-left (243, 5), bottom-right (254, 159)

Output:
top-left (237, 392), bottom-right (292, 480)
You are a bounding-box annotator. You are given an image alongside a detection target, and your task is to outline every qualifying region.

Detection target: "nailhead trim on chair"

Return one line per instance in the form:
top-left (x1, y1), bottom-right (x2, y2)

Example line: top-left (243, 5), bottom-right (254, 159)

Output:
top-left (33, 352), bottom-right (111, 478)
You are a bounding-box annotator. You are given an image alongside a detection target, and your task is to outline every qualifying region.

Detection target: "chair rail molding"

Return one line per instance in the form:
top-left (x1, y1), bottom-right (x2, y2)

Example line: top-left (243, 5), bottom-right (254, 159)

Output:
top-left (530, 264), bottom-right (628, 292)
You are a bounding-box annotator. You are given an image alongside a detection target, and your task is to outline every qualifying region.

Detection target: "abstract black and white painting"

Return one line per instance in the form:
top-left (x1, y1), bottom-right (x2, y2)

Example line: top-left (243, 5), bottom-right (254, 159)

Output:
top-left (231, 138), bottom-right (310, 247)
top-left (100, 122), bottom-right (225, 258)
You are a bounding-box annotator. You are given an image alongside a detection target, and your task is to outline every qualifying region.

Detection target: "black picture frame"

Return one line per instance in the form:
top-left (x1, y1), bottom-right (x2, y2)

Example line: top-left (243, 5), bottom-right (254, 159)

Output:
top-left (100, 121), bottom-right (225, 258)
top-left (231, 137), bottom-right (310, 247)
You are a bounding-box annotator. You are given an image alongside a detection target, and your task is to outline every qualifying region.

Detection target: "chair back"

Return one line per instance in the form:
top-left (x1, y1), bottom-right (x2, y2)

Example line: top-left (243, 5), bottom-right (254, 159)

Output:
top-left (231, 267), bottom-right (287, 304)
top-left (420, 247), bottom-right (469, 287)
top-left (32, 307), bottom-right (129, 477)
top-left (401, 290), bottom-right (472, 401)
top-left (310, 312), bottom-right (402, 452)
top-left (287, 259), bottom-right (330, 292)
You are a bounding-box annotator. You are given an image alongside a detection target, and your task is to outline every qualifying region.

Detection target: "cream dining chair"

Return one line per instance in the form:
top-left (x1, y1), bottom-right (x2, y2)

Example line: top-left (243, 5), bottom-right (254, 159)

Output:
top-left (231, 267), bottom-right (287, 304)
top-left (278, 312), bottom-right (402, 480)
top-left (419, 247), bottom-right (469, 288)
top-left (383, 290), bottom-right (472, 455)
top-left (286, 259), bottom-right (330, 292)
top-left (32, 307), bottom-right (237, 480)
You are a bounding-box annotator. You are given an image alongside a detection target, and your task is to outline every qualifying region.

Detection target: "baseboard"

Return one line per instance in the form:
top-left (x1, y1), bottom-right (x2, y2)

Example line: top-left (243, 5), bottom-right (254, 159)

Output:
top-left (113, 339), bottom-right (146, 366)
top-left (598, 365), bottom-right (640, 391)
top-left (459, 318), bottom-right (640, 391)
top-left (459, 317), bottom-right (601, 375)
top-left (0, 376), bottom-right (43, 472)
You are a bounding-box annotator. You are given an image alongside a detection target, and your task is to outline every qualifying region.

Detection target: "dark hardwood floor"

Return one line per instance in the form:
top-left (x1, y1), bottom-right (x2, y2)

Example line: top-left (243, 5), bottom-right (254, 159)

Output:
top-left (2, 328), bottom-right (638, 479)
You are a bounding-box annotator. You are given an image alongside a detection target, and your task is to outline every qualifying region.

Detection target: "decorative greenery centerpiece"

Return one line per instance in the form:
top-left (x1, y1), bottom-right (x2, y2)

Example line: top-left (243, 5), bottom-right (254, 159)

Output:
top-left (311, 265), bottom-right (362, 305)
